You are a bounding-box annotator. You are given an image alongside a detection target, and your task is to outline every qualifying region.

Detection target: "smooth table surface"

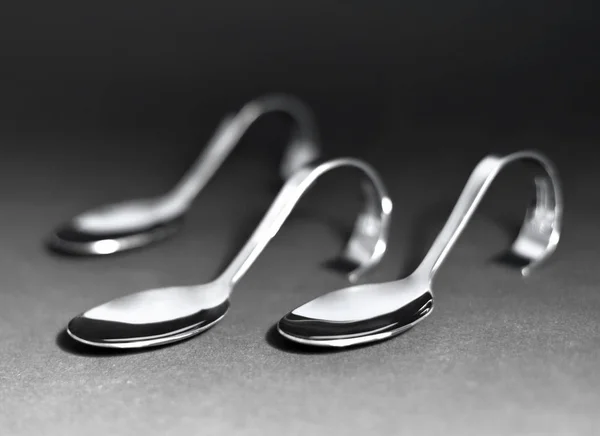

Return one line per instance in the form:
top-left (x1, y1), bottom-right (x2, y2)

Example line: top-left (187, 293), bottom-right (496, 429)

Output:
top-left (1, 122), bottom-right (599, 436)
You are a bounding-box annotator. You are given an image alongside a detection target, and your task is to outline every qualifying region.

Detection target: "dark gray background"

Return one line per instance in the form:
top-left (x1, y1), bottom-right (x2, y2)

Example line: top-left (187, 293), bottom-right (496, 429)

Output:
top-left (1, 2), bottom-right (599, 435)
top-left (1, 1), bottom-right (599, 134)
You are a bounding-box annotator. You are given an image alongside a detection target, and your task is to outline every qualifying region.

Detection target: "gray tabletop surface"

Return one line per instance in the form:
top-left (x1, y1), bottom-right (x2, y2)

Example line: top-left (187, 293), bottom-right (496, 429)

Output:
top-left (1, 119), bottom-right (599, 436)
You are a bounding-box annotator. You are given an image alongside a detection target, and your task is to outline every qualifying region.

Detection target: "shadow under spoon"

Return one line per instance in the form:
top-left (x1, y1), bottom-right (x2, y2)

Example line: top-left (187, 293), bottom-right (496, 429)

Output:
top-left (48, 94), bottom-right (321, 255)
top-left (66, 157), bottom-right (392, 349)
top-left (278, 150), bottom-right (563, 348)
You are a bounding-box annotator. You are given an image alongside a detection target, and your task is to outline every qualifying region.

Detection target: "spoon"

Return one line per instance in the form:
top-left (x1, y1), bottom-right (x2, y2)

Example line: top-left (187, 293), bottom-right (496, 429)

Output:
top-left (66, 157), bottom-right (392, 348)
top-left (49, 94), bottom-right (321, 255)
top-left (278, 150), bottom-right (563, 347)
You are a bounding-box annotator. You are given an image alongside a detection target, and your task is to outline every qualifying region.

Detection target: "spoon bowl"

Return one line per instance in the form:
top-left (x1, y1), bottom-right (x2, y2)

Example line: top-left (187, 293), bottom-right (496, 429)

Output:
top-left (51, 198), bottom-right (184, 255)
top-left (68, 284), bottom-right (230, 348)
top-left (278, 279), bottom-right (433, 347)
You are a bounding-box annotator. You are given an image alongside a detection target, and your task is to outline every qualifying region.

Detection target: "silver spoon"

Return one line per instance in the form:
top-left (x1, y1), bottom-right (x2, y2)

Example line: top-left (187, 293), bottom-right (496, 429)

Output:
top-left (66, 157), bottom-right (392, 348)
top-left (278, 150), bottom-right (563, 348)
top-left (49, 94), bottom-right (320, 255)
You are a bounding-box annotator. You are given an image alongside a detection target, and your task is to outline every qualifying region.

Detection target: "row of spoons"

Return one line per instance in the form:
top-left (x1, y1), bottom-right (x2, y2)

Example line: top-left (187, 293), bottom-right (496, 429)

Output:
top-left (51, 94), bottom-right (563, 350)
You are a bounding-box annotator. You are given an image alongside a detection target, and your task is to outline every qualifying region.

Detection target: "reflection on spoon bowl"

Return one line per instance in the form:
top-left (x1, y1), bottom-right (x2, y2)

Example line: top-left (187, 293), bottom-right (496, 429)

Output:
top-left (278, 280), bottom-right (433, 347)
top-left (51, 199), bottom-right (184, 255)
top-left (67, 285), bottom-right (230, 349)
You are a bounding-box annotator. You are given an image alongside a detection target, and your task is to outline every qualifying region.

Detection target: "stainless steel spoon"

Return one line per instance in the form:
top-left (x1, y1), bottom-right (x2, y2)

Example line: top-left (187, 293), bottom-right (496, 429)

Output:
top-left (49, 94), bottom-right (320, 255)
top-left (278, 150), bottom-right (563, 348)
top-left (66, 157), bottom-right (392, 348)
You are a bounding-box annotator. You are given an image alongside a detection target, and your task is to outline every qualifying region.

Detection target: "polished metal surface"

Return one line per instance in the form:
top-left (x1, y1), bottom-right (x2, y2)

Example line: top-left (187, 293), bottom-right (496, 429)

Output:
top-left (49, 94), bottom-right (321, 255)
top-left (278, 150), bottom-right (563, 347)
top-left (67, 157), bottom-right (392, 348)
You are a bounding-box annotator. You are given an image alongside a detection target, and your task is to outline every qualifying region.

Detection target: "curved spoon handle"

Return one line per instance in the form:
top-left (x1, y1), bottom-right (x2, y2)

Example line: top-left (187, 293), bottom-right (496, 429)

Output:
top-left (217, 158), bottom-right (393, 289)
top-left (164, 94), bottom-right (320, 210)
top-left (415, 150), bottom-right (563, 282)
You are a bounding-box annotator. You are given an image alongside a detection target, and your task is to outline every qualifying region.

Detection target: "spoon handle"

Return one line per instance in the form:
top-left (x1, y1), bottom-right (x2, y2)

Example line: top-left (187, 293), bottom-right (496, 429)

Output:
top-left (163, 94), bottom-right (320, 211)
top-left (217, 158), bottom-right (392, 289)
top-left (414, 150), bottom-right (563, 283)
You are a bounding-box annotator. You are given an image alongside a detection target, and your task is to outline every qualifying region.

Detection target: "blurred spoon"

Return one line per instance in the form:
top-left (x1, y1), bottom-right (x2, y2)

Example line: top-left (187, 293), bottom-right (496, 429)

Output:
top-left (49, 94), bottom-right (320, 255)
top-left (66, 157), bottom-right (392, 348)
top-left (278, 150), bottom-right (563, 347)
